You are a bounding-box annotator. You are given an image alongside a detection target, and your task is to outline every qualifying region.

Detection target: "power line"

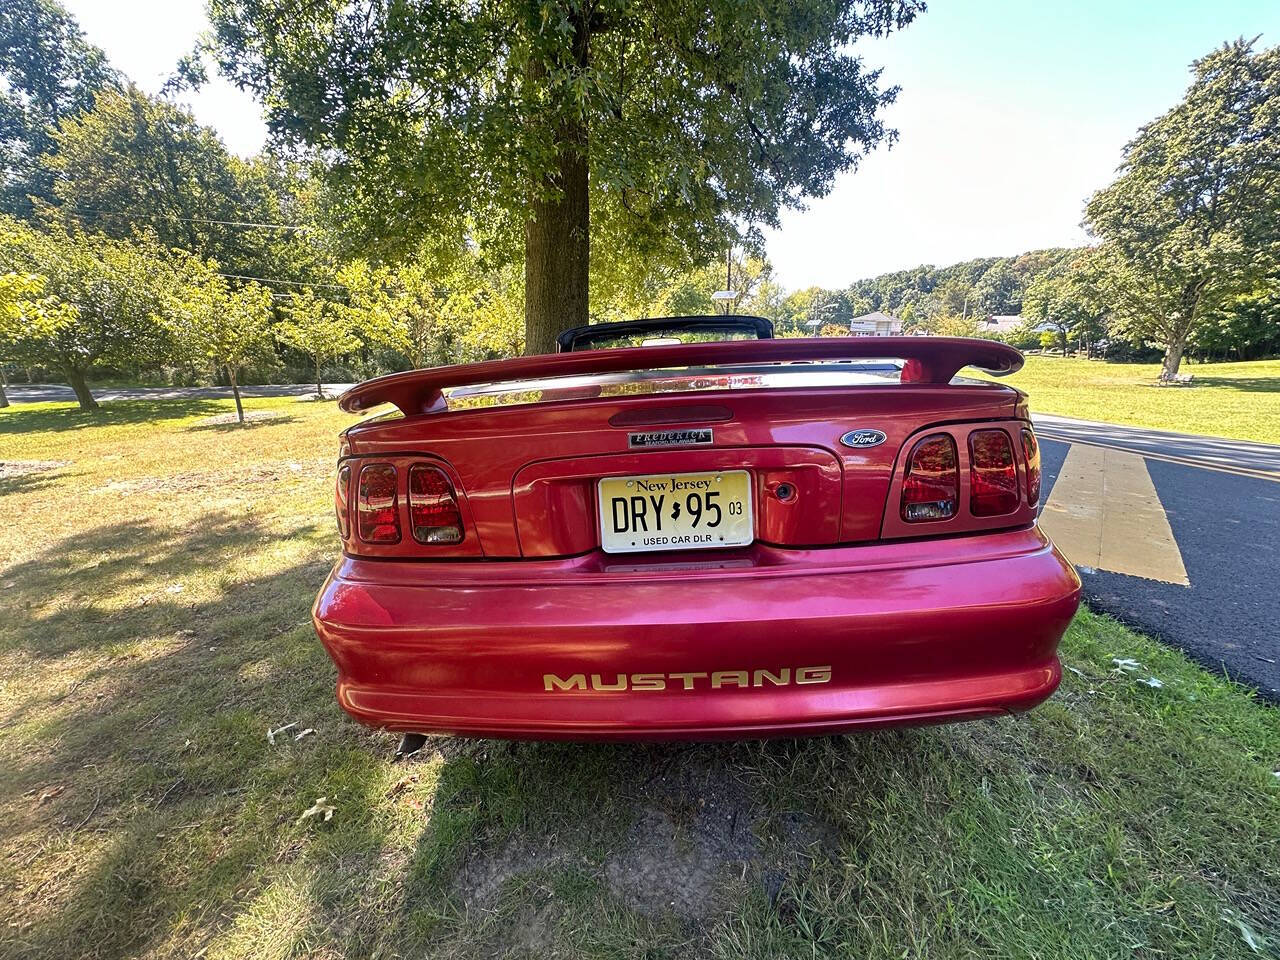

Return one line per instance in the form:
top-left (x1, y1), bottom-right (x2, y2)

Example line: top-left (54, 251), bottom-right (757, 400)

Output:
top-left (67, 206), bottom-right (312, 232)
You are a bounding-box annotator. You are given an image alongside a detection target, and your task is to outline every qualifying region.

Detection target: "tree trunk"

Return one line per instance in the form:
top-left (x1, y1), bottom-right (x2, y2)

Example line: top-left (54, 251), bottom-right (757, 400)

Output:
top-left (1161, 337), bottom-right (1186, 379)
top-left (0, 365), bottom-right (8, 408)
top-left (1163, 281), bottom-right (1203, 379)
top-left (523, 10), bottom-right (590, 356)
top-left (64, 366), bottom-right (98, 411)
top-left (316, 356), bottom-right (323, 398)
top-left (228, 366), bottom-right (245, 424)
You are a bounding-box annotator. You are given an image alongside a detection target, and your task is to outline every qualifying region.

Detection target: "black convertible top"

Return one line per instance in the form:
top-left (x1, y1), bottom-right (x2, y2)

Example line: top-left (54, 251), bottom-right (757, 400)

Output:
top-left (556, 315), bottom-right (774, 352)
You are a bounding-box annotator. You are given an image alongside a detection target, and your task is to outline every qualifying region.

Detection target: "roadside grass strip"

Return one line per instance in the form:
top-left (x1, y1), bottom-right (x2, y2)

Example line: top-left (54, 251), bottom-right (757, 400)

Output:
top-left (0, 397), bottom-right (1276, 959)
top-left (980, 356), bottom-right (1280, 446)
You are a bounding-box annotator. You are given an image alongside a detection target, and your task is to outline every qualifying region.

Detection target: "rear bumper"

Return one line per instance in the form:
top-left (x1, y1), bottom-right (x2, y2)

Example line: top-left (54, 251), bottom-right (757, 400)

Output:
top-left (313, 526), bottom-right (1081, 741)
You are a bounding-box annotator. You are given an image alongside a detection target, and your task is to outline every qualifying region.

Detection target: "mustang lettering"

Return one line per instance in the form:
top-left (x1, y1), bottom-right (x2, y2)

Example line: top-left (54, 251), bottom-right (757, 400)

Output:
top-left (544, 667), bottom-right (834, 692)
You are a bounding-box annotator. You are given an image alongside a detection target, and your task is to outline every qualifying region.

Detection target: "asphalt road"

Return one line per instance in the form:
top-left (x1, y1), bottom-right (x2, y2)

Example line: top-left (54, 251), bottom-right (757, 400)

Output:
top-left (1034, 415), bottom-right (1280, 698)
top-left (5, 385), bottom-right (1276, 696)
top-left (3, 382), bottom-right (356, 403)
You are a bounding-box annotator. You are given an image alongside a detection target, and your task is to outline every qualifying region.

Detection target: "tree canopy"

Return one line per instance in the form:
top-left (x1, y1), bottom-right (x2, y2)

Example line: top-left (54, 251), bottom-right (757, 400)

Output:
top-left (49, 85), bottom-right (318, 280)
top-left (0, 216), bottom-right (168, 407)
top-left (209, 0), bottom-right (925, 352)
top-left (1085, 39), bottom-right (1280, 377)
top-left (162, 260), bottom-right (275, 422)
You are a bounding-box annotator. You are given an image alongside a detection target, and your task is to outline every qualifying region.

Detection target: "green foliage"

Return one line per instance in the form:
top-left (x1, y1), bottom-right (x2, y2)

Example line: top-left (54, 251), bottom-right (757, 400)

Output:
top-left (0, 269), bottom-right (53, 405)
top-left (1085, 39), bottom-right (1280, 376)
top-left (647, 255), bottom-right (778, 320)
top-left (162, 259), bottom-right (275, 421)
top-left (1194, 278), bottom-right (1280, 360)
top-left (0, 0), bottom-right (116, 216)
top-left (931, 312), bottom-right (981, 338)
top-left (208, 0), bottom-right (925, 350)
top-left (843, 248), bottom-right (1077, 323)
top-left (274, 288), bottom-right (360, 394)
top-left (1022, 250), bottom-right (1108, 355)
top-left (0, 216), bottom-right (169, 407)
top-left (341, 252), bottom-right (525, 370)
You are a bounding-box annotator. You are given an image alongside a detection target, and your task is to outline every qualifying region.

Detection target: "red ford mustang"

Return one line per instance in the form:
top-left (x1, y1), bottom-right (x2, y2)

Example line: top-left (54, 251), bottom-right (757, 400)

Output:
top-left (313, 317), bottom-right (1081, 740)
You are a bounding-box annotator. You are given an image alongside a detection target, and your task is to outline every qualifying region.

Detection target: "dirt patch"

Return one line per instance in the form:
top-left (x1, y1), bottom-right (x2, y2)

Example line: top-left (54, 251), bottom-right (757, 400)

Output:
top-left (451, 837), bottom-right (574, 908)
top-left (442, 748), bottom-right (837, 926)
top-left (0, 460), bottom-right (70, 479)
top-left (604, 763), bottom-right (762, 917)
top-left (92, 458), bottom-right (329, 495)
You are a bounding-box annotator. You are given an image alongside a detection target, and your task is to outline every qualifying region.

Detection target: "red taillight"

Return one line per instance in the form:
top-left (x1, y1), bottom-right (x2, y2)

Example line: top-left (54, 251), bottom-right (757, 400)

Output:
top-left (901, 433), bottom-right (958, 522)
top-left (969, 429), bottom-right (1019, 516)
top-left (357, 463), bottom-right (401, 543)
top-left (335, 464), bottom-right (350, 538)
top-left (408, 464), bottom-right (463, 545)
top-left (1021, 427), bottom-right (1041, 508)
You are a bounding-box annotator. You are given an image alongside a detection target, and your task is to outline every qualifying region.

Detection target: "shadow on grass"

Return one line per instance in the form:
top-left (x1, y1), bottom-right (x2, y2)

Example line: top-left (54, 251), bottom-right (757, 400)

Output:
top-left (0, 508), bottom-right (925, 959)
top-left (185, 414), bottom-right (298, 433)
top-left (0, 397), bottom-right (228, 435)
top-left (0, 510), bottom-right (356, 959)
top-left (0, 469), bottom-right (66, 498)
top-left (1192, 376), bottom-right (1280, 394)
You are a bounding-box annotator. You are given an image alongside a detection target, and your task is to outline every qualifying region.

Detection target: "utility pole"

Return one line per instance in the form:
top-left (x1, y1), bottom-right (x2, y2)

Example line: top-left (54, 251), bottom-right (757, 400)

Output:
top-left (725, 245), bottom-right (733, 315)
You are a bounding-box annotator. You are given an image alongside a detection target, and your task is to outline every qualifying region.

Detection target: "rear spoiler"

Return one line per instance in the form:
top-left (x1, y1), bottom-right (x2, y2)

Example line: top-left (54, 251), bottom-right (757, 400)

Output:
top-left (338, 336), bottom-right (1023, 416)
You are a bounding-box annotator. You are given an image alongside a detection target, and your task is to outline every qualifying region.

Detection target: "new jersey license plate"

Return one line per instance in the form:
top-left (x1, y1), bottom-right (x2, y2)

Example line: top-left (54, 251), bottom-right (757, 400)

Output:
top-left (598, 470), bottom-right (753, 554)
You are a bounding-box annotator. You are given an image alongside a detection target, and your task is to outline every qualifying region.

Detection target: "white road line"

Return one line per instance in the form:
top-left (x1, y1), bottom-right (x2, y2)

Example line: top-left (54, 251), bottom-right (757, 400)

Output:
top-left (1036, 432), bottom-right (1280, 483)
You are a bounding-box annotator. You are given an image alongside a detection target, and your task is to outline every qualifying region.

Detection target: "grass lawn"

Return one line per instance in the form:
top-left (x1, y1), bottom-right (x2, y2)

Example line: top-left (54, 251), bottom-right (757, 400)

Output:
top-left (1, 396), bottom-right (1278, 959)
top-left (984, 356), bottom-right (1280, 445)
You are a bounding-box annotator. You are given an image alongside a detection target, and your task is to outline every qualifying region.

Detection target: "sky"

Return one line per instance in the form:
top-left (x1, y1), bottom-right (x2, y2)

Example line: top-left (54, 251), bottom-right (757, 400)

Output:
top-left (60, 0), bottom-right (1280, 292)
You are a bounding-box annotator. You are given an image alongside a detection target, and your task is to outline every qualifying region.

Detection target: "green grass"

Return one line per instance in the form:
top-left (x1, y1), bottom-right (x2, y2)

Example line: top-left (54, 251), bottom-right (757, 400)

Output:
top-left (984, 356), bottom-right (1280, 445)
top-left (1, 396), bottom-right (1277, 959)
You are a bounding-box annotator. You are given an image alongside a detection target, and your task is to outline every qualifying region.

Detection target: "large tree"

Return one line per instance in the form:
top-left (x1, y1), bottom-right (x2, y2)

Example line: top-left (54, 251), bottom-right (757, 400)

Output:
top-left (1085, 39), bottom-right (1280, 378)
top-left (47, 86), bottom-right (311, 279)
top-left (209, 0), bottom-right (924, 353)
top-left (0, 0), bottom-right (116, 216)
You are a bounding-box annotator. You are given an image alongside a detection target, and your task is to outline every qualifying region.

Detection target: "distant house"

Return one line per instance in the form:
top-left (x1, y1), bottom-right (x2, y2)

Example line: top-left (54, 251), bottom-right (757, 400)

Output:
top-left (848, 311), bottom-right (902, 337)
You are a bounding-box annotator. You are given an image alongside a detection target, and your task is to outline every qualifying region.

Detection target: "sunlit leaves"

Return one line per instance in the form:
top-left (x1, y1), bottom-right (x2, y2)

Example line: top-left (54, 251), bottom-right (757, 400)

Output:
top-left (274, 287), bottom-right (361, 388)
top-left (0, 216), bottom-right (170, 376)
top-left (208, 0), bottom-right (926, 330)
top-left (161, 260), bottom-right (276, 377)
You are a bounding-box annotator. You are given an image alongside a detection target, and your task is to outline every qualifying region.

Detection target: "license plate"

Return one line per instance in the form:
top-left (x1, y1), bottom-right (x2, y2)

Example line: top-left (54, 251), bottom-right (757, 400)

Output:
top-left (598, 470), bottom-right (753, 554)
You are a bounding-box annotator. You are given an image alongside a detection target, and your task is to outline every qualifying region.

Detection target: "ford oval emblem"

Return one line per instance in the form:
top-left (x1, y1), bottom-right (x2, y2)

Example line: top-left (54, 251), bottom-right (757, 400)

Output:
top-left (839, 428), bottom-right (887, 449)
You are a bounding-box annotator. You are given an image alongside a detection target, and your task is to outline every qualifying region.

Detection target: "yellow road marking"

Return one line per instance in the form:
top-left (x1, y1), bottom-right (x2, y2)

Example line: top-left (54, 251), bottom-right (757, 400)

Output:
top-left (1039, 444), bottom-right (1190, 586)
